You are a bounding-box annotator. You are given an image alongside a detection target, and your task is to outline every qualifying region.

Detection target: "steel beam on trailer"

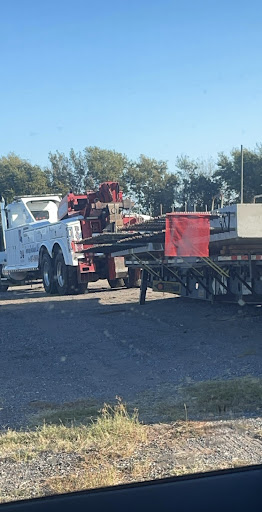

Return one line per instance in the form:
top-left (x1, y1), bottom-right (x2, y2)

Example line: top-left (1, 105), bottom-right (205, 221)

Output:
top-left (162, 265), bottom-right (188, 289)
top-left (111, 243), bottom-right (164, 258)
top-left (232, 272), bottom-right (253, 293)
top-left (213, 274), bottom-right (229, 293)
top-left (188, 269), bottom-right (211, 296)
top-left (126, 259), bottom-right (161, 267)
top-left (146, 251), bottom-right (188, 289)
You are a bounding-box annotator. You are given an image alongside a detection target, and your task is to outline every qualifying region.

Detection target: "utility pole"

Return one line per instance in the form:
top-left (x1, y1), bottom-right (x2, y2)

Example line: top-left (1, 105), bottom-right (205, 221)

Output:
top-left (240, 144), bottom-right (244, 203)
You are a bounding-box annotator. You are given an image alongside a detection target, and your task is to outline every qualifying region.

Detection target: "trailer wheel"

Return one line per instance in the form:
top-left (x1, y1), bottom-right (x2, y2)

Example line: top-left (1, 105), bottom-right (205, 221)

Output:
top-left (41, 253), bottom-right (57, 294)
top-left (124, 269), bottom-right (141, 288)
top-left (108, 278), bottom-right (125, 288)
top-left (54, 252), bottom-right (70, 295)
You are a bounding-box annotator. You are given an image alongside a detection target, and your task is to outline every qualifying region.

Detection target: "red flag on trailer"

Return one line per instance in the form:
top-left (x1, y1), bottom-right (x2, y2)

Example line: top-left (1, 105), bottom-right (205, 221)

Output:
top-left (165, 213), bottom-right (210, 257)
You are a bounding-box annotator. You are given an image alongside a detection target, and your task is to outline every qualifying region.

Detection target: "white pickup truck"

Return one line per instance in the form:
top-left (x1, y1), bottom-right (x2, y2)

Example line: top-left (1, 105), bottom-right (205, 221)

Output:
top-left (0, 193), bottom-right (130, 294)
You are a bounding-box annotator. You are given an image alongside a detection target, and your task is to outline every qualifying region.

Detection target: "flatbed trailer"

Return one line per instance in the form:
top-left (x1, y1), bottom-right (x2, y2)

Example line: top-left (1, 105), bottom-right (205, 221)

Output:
top-left (109, 207), bottom-right (262, 306)
top-left (113, 243), bottom-right (262, 305)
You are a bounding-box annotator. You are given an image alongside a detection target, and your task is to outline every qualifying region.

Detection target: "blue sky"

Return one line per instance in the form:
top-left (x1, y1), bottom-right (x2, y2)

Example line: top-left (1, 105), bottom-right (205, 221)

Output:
top-left (1, 0), bottom-right (262, 171)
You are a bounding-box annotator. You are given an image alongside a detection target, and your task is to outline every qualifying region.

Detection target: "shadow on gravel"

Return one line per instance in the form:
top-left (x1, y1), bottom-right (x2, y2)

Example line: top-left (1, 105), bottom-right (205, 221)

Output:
top-left (0, 288), bottom-right (262, 430)
top-left (0, 285), bottom-right (124, 301)
top-left (0, 286), bottom-right (47, 300)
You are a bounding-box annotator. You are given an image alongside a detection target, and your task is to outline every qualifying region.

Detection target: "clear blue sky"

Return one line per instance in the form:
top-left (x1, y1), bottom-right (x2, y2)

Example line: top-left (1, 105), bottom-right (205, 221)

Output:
top-left (1, 0), bottom-right (262, 171)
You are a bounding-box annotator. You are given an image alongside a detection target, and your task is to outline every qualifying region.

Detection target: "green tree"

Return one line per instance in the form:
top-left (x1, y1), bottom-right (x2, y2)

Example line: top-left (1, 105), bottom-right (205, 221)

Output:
top-left (215, 145), bottom-right (262, 203)
top-left (48, 147), bottom-right (129, 195)
top-left (68, 149), bottom-right (88, 191)
top-left (47, 151), bottom-right (77, 196)
top-left (84, 146), bottom-right (128, 190)
top-left (176, 155), bottom-right (220, 210)
top-left (125, 155), bottom-right (179, 215)
top-left (0, 153), bottom-right (51, 204)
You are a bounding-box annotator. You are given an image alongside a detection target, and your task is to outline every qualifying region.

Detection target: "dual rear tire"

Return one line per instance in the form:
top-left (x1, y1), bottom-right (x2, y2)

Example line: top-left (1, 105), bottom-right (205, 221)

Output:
top-left (41, 252), bottom-right (87, 296)
top-left (42, 253), bottom-right (57, 294)
top-left (108, 270), bottom-right (141, 289)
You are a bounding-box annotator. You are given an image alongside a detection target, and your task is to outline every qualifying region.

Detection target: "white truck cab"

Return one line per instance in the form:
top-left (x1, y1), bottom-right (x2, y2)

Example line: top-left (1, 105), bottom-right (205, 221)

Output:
top-left (7, 195), bottom-right (61, 227)
top-left (0, 195), bottom-right (85, 293)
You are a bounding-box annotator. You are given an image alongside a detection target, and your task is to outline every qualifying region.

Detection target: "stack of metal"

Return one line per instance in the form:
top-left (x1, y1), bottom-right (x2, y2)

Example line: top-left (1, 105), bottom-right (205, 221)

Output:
top-left (77, 217), bottom-right (166, 254)
top-left (123, 216), bottom-right (166, 232)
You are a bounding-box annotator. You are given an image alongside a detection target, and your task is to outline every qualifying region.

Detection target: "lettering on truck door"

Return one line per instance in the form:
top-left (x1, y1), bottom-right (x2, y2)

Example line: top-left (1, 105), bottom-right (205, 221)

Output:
top-left (23, 227), bottom-right (40, 267)
top-left (18, 228), bottom-right (25, 265)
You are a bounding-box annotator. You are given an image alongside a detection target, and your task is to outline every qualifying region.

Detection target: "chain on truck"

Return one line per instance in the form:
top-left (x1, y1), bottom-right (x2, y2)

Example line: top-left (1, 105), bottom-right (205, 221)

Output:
top-left (0, 182), bottom-right (141, 294)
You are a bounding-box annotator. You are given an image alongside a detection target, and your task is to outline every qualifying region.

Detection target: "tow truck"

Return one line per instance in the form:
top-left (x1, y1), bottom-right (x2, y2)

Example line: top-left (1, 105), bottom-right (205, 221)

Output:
top-left (0, 182), bottom-right (141, 294)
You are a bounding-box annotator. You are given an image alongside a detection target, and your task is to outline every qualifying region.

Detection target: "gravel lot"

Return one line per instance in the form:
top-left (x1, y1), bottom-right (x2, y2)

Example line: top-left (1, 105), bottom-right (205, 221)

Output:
top-left (0, 281), bottom-right (262, 428)
top-left (0, 282), bottom-right (262, 502)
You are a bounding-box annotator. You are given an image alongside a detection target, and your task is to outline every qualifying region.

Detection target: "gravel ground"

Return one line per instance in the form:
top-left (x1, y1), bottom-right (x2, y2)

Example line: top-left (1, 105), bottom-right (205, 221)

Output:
top-left (0, 418), bottom-right (262, 502)
top-left (0, 282), bottom-right (262, 502)
top-left (0, 281), bottom-right (262, 428)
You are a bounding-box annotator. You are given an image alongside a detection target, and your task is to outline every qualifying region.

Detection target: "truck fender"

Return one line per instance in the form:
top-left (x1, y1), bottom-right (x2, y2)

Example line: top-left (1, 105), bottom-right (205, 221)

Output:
top-left (38, 244), bottom-right (52, 268)
top-left (51, 241), bottom-right (74, 265)
top-left (39, 241), bottom-right (74, 267)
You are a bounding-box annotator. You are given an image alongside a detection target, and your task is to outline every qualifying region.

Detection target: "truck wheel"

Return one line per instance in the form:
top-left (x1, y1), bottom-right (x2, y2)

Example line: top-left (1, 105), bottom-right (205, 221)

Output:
top-left (41, 253), bottom-right (57, 294)
top-left (108, 278), bottom-right (125, 288)
top-left (54, 252), bottom-right (70, 295)
top-left (67, 268), bottom-right (87, 295)
top-left (0, 265), bottom-right (8, 292)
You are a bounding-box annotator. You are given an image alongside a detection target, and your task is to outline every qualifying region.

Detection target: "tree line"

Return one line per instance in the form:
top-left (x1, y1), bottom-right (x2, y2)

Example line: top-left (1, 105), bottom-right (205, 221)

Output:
top-left (1, 144), bottom-right (262, 214)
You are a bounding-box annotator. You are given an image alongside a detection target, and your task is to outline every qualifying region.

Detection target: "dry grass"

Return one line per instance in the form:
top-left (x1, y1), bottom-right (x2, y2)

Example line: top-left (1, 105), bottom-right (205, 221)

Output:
top-left (29, 377), bottom-right (262, 429)
top-left (172, 458), bottom-right (250, 478)
top-left (45, 466), bottom-right (124, 495)
top-left (0, 400), bottom-right (147, 462)
top-left (1, 377), bottom-right (260, 464)
top-left (172, 462), bottom-right (230, 477)
top-left (184, 376), bottom-right (262, 414)
top-left (29, 398), bottom-right (101, 426)
top-left (1, 377), bottom-right (262, 503)
top-left (154, 376), bottom-right (262, 421)
top-left (130, 458), bottom-right (152, 480)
